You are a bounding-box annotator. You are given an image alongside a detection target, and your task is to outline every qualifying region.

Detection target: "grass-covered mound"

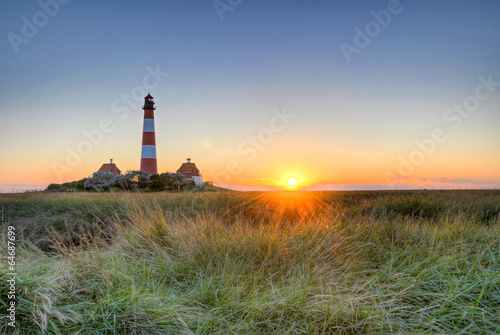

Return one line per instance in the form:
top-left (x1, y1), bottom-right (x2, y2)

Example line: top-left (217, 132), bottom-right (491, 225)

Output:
top-left (1, 190), bottom-right (499, 334)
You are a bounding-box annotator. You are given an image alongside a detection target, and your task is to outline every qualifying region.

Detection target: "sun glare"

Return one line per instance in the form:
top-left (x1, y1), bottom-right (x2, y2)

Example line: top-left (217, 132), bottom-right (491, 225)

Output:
top-left (287, 178), bottom-right (298, 187)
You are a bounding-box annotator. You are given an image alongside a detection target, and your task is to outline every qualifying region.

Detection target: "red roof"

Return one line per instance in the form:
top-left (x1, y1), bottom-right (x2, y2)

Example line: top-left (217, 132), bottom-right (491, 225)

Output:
top-left (98, 163), bottom-right (122, 175)
top-left (176, 162), bottom-right (201, 178)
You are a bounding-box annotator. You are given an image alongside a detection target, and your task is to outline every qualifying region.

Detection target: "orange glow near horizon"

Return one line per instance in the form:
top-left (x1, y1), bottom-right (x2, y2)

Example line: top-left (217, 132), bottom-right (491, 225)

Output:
top-left (1, 139), bottom-right (500, 191)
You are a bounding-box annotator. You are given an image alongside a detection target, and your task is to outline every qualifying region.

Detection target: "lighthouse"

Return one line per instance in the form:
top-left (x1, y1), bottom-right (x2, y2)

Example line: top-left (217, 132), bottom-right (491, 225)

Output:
top-left (140, 93), bottom-right (158, 175)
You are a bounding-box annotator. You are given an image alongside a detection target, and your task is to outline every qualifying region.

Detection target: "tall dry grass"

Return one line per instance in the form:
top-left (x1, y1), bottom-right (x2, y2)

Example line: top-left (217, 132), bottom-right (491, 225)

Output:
top-left (1, 190), bottom-right (499, 334)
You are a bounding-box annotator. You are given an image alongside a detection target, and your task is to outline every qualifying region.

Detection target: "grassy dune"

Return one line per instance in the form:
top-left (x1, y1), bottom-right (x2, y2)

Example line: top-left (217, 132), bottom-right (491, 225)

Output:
top-left (1, 190), bottom-right (500, 334)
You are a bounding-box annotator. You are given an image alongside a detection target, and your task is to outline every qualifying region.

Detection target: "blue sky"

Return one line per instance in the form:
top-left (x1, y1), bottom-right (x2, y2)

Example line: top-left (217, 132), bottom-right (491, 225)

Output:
top-left (1, 0), bottom-right (499, 191)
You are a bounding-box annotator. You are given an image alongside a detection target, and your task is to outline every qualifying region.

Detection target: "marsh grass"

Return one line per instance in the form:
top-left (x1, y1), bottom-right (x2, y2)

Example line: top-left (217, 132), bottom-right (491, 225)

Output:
top-left (1, 190), bottom-right (499, 334)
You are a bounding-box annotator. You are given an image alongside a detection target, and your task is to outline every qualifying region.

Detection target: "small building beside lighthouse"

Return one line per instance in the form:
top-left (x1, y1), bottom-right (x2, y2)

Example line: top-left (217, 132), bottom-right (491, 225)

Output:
top-left (97, 159), bottom-right (122, 175)
top-left (177, 158), bottom-right (203, 186)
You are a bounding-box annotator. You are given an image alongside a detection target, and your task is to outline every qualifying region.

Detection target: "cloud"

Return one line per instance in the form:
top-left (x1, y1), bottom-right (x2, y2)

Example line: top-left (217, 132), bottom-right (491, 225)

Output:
top-left (1, 183), bottom-right (45, 188)
top-left (419, 177), bottom-right (475, 184)
top-left (304, 184), bottom-right (413, 191)
top-left (0, 184), bottom-right (46, 193)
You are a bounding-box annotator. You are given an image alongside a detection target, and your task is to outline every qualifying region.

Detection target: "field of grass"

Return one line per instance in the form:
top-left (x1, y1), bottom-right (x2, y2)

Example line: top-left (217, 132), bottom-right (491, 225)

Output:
top-left (1, 190), bottom-right (500, 334)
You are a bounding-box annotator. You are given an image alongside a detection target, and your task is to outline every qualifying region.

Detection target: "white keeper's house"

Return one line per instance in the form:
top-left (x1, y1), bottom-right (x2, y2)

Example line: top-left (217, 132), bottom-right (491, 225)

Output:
top-left (176, 158), bottom-right (203, 186)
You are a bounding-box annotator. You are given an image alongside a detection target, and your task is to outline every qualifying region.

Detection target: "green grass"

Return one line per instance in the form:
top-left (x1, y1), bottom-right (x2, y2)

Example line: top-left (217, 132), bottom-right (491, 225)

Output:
top-left (1, 190), bottom-right (500, 334)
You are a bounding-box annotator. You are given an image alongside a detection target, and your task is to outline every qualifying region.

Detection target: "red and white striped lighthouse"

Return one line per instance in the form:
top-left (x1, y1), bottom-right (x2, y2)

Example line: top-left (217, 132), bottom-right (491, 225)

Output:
top-left (140, 93), bottom-right (158, 175)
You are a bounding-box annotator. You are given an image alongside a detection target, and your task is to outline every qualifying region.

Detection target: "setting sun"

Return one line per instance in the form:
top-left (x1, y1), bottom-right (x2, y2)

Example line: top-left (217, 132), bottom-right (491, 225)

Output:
top-left (287, 178), bottom-right (298, 187)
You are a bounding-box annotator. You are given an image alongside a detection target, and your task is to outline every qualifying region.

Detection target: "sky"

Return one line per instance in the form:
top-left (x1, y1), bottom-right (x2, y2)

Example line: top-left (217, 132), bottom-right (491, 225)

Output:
top-left (1, 0), bottom-right (499, 192)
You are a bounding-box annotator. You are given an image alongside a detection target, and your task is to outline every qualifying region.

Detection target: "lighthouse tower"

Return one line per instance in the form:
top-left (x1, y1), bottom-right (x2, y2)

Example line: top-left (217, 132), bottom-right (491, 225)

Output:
top-left (140, 93), bottom-right (158, 175)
